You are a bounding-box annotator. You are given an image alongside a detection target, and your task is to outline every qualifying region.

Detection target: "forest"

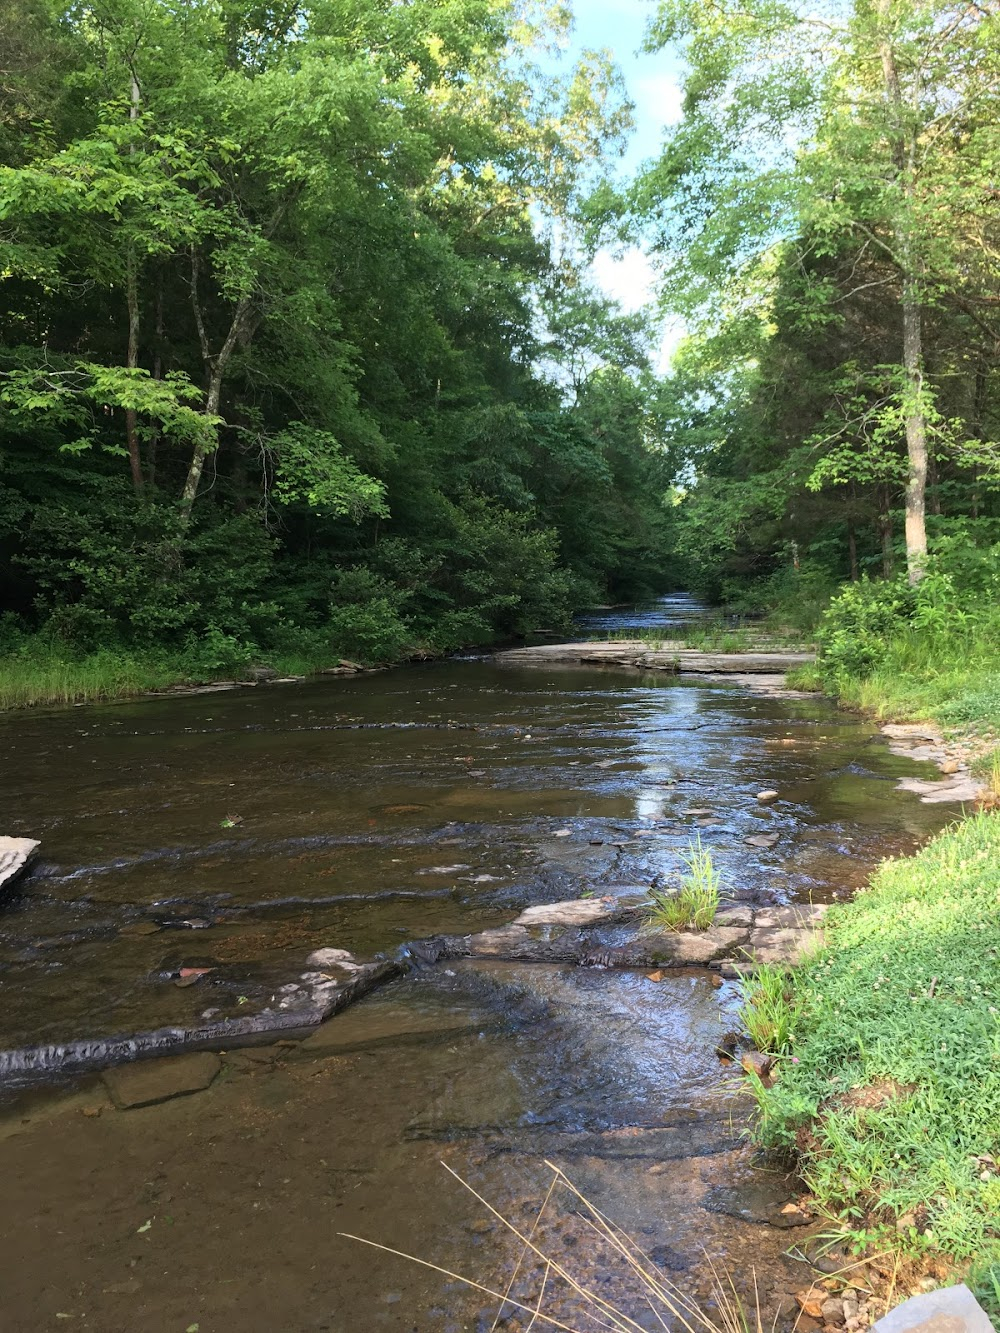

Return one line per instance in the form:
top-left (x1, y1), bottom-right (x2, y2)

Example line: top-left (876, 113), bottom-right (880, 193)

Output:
top-left (2, 0), bottom-right (1000, 713)
top-left (0, 0), bottom-right (673, 695)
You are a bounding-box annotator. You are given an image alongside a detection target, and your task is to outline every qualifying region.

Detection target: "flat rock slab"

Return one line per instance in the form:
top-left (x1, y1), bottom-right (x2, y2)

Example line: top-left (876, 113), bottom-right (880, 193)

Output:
top-left (872, 1284), bottom-right (996, 1333)
top-left (406, 1066), bottom-right (526, 1139)
top-left (746, 927), bottom-right (823, 966)
top-left (0, 836), bottom-right (39, 894)
top-left (754, 904), bottom-right (828, 930)
top-left (492, 642), bottom-right (815, 674)
top-left (898, 774), bottom-right (980, 804)
top-left (297, 1001), bottom-right (482, 1055)
top-left (102, 1052), bottom-right (221, 1109)
top-left (514, 899), bottom-right (619, 927)
top-left (882, 723), bottom-right (943, 742)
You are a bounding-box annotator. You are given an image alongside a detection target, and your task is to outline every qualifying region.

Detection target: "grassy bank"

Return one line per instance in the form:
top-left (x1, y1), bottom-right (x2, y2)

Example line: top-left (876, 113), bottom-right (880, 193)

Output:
top-left (789, 644), bottom-right (1000, 734)
top-left (0, 642), bottom-right (382, 711)
top-left (744, 813), bottom-right (1000, 1271)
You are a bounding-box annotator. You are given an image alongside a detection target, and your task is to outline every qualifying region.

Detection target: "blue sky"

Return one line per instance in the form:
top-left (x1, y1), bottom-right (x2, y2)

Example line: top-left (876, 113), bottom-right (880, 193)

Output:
top-left (553, 0), bottom-right (687, 362)
top-left (565, 0), bottom-right (684, 174)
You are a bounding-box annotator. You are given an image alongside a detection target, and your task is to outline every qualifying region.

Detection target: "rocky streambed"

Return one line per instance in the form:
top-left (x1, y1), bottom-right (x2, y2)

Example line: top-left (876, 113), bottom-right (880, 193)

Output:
top-left (0, 623), bottom-right (975, 1331)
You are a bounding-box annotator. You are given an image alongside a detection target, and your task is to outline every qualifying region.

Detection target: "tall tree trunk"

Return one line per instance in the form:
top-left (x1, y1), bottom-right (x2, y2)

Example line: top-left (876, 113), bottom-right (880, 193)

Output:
top-left (182, 249), bottom-right (252, 520)
top-left (901, 283), bottom-right (928, 581)
top-left (124, 70), bottom-right (143, 494)
top-left (877, 0), bottom-right (927, 584)
top-left (879, 487), bottom-right (895, 578)
top-left (148, 277), bottom-right (164, 487)
top-left (848, 520), bottom-right (858, 582)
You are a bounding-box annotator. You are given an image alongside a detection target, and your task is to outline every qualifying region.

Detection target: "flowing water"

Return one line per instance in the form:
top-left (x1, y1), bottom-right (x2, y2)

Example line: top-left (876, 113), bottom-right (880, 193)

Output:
top-left (0, 603), bottom-right (956, 1331)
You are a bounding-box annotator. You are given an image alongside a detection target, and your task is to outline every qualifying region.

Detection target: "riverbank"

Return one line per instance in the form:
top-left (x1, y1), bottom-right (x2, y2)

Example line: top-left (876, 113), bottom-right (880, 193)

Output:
top-left (742, 811), bottom-right (1000, 1303)
top-left (0, 641), bottom-right (394, 711)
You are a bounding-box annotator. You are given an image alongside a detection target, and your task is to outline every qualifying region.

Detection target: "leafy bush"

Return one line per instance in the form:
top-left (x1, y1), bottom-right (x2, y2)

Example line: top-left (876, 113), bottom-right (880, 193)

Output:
top-left (816, 576), bottom-right (915, 679)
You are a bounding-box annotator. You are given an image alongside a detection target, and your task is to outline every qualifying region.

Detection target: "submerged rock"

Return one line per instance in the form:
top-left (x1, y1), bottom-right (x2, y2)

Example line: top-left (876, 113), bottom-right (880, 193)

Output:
top-left (297, 1001), bottom-right (482, 1056)
top-left (102, 1052), bottom-right (221, 1109)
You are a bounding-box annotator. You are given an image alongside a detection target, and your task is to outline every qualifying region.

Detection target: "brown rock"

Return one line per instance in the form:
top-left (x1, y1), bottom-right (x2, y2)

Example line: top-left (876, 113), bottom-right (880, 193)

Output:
top-left (797, 1290), bottom-right (826, 1320)
top-left (939, 759), bottom-right (960, 775)
top-left (821, 1298), bottom-right (845, 1323)
top-left (772, 1294), bottom-right (799, 1318)
top-left (101, 1052), bottom-right (221, 1110)
top-left (741, 1050), bottom-right (776, 1086)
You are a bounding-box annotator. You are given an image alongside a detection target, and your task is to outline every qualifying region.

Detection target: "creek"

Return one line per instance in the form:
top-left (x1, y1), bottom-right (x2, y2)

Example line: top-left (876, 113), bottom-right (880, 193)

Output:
top-left (0, 598), bottom-right (955, 1331)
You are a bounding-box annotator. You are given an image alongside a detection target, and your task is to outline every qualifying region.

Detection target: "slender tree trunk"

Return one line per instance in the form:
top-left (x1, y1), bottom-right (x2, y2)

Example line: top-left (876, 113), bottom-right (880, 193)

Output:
top-left (148, 278), bottom-right (164, 487)
top-left (182, 249), bottom-right (252, 520)
top-left (901, 283), bottom-right (928, 581)
top-left (879, 487), bottom-right (895, 578)
top-left (877, 0), bottom-right (927, 584)
top-left (124, 70), bottom-right (143, 494)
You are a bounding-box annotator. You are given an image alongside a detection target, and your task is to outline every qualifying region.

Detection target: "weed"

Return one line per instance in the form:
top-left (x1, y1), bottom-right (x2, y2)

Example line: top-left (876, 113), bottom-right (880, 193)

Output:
top-left (739, 964), bottom-right (799, 1054)
top-left (342, 1160), bottom-right (769, 1333)
top-left (646, 838), bottom-right (720, 930)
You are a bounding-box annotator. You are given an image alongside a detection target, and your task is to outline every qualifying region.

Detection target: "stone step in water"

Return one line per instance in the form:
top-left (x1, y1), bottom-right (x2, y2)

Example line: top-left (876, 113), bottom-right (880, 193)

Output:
top-left (0, 836), bottom-right (39, 896)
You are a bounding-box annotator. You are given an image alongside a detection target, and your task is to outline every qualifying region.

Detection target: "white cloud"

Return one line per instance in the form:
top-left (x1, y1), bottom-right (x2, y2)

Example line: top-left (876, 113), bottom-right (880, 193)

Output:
top-left (590, 247), bottom-right (656, 311)
top-left (589, 247), bottom-right (685, 373)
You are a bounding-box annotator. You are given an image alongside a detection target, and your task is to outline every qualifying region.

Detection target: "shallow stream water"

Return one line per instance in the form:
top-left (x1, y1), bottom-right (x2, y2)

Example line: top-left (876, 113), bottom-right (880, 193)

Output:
top-left (0, 601), bottom-right (957, 1331)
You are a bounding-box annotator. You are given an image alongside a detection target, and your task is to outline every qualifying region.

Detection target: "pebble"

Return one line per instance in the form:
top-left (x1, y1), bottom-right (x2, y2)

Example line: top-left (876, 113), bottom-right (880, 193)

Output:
top-left (757, 790), bottom-right (779, 803)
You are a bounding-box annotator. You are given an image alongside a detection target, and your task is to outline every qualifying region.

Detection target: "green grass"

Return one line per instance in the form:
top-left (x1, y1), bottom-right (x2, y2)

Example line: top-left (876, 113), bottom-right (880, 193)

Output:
top-left (816, 626), bottom-right (1000, 731)
top-left (0, 640), bottom-right (385, 710)
top-left (739, 963), bottom-right (800, 1054)
top-left (750, 814), bottom-right (1000, 1265)
top-left (646, 838), bottom-right (721, 930)
top-left (0, 647), bottom-right (185, 709)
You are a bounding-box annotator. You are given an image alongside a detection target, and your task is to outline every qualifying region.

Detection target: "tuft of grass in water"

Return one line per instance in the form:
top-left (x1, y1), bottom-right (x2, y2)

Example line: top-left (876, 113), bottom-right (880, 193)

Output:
top-left (749, 814), bottom-right (1000, 1266)
top-left (646, 838), bottom-right (721, 930)
top-left (786, 663), bottom-right (824, 692)
top-left (341, 1160), bottom-right (770, 1333)
top-left (739, 964), bottom-right (800, 1055)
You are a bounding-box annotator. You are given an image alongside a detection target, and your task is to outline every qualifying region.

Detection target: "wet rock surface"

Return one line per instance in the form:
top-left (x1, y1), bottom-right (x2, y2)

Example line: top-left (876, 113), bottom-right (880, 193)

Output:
top-left (494, 640), bottom-right (817, 674)
top-left (101, 1051), bottom-right (221, 1109)
top-left (0, 835), bottom-right (39, 896)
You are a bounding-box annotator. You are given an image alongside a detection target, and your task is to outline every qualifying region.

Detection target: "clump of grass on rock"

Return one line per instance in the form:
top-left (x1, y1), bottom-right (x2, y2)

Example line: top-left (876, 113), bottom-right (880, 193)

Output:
top-left (646, 838), bottom-right (721, 931)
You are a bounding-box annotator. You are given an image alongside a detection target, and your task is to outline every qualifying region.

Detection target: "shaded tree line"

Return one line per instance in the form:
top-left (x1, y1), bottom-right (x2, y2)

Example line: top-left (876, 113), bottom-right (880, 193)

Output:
top-left (0, 0), bottom-right (674, 674)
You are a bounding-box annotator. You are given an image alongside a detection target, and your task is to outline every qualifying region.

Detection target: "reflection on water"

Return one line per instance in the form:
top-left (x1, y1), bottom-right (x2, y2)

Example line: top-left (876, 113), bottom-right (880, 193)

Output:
top-left (0, 636), bottom-right (963, 1333)
top-left (0, 659), bottom-right (949, 1052)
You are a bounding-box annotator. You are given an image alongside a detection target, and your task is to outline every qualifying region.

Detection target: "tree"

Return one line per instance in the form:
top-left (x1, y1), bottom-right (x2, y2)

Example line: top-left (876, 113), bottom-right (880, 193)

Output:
top-left (639, 0), bottom-right (1000, 583)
